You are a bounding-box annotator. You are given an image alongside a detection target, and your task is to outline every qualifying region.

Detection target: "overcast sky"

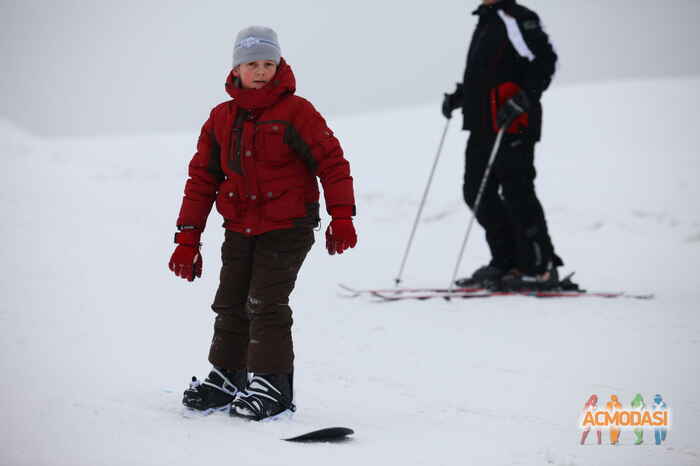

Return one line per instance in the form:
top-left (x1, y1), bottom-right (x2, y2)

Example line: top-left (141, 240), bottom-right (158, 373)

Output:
top-left (2, 0), bottom-right (699, 138)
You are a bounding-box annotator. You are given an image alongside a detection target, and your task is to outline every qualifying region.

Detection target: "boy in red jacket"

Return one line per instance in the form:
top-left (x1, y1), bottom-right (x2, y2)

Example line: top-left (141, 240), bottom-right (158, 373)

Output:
top-left (169, 26), bottom-right (357, 420)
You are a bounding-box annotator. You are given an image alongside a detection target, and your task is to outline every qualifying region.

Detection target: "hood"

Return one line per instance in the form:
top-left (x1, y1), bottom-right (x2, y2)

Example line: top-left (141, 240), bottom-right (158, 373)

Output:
top-left (654, 394), bottom-right (664, 404)
top-left (225, 58), bottom-right (296, 111)
top-left (610, 395), bottom-right (619, 402)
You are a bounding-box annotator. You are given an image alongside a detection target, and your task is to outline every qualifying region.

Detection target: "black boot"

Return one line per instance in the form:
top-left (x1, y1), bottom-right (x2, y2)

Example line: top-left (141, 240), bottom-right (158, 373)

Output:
top-left (230, 373), bottom-right (295, 421)
top-left (454, 263), bottom-right (506, 288)
top-left (183, 367), bottom-right (247, 414)
top-left (499, 261), bottom-right (560, 291)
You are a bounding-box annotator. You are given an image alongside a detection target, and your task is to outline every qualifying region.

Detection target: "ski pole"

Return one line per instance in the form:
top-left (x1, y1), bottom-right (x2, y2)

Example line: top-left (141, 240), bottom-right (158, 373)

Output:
top-left (448, 126), bottom-right (506, 291)
top-left (395, 117), bottom-right (452, 286)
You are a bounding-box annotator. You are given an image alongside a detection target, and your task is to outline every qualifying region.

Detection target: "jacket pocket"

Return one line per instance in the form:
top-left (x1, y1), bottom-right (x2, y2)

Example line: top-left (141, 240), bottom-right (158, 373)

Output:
top-left (216, 189), bottom-right (243, 222)
top-left (263, 187), bottom-right (306, 221)
top-left (255, 123), bottom-right (292, 162)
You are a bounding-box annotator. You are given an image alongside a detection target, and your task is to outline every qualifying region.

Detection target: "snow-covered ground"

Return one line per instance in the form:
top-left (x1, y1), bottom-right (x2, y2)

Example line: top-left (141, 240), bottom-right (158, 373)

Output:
top-left (2, 77), bottom-right (699, 465)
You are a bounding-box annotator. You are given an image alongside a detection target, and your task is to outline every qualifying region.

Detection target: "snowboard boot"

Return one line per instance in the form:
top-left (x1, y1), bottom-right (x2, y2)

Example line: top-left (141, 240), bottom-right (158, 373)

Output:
top-left (182, 367), bottom-right (247, 414)
top-left (499, 261), bottom-right (560, 291)
top-left (230, 373), bottom-right (295, 421)
top-left (454, 264), bottom-right (507, 289)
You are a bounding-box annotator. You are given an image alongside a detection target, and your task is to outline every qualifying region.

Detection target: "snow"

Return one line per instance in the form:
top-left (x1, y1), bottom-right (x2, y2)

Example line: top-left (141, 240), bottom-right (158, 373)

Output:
top-left (2, 76), bottom-right (700, 465)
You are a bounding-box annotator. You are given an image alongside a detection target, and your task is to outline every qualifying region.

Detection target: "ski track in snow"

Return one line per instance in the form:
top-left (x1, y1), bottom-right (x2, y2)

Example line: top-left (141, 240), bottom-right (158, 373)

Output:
top-left (2, 77), bottom-right (700, 466)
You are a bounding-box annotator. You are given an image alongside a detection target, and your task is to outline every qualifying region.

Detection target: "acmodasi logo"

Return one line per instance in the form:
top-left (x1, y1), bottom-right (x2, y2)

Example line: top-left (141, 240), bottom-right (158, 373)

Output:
top-left (578, 394), bottom-right (670, 446)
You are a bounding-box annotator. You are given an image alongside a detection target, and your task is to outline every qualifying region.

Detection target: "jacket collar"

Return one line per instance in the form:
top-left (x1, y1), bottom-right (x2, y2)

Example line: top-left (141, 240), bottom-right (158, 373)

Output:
top-left (225, 58), bottom-right (296, 111)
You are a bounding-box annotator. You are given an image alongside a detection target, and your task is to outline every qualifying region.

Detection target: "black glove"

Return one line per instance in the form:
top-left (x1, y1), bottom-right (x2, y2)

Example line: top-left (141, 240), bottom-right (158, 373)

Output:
top-left (442, 93), bottom-right (456, 119)
top-left (496, 90), bottom-right (531, 129)
top-left (441, 84), bottom-right (463, 119)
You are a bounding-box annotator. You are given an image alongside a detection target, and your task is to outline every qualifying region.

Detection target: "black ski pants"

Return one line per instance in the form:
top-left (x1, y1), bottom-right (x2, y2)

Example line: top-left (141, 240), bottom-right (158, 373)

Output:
top-left (208, 227), bottom-right (314, 374)
top-left (462, 132), bottom-right (562, 274)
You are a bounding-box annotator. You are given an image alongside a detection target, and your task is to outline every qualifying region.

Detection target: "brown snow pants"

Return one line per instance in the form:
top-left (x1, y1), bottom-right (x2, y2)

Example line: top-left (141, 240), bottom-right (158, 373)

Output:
top-left (208, 227), bottom-right (314, 374)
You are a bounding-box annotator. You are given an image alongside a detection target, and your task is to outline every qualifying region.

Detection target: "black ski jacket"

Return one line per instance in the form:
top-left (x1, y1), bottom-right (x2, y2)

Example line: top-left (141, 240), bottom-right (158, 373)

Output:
top-left (454, 0), bottom-right (557, 141)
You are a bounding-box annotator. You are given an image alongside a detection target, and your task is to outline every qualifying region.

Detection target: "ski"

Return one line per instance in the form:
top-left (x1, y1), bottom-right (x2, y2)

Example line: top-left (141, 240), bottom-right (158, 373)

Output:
top-left (339, 272), bottom-right (583, 297)
top-left (368, 289), bottom-right (654, 301)
top-left (338, 283), bottom-right (484, 297)
top-left (340, 273), bottom-right (653, 301)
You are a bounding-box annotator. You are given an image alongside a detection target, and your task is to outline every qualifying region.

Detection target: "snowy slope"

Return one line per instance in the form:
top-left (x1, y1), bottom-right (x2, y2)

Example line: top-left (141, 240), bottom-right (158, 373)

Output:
top-left (2, 77), bottom-right (699, 466)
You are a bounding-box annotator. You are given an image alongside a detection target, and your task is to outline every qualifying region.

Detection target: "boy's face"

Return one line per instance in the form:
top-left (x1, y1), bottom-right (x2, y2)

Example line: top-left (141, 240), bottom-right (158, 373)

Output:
top-left (232, 60), bottom-right (278, 89)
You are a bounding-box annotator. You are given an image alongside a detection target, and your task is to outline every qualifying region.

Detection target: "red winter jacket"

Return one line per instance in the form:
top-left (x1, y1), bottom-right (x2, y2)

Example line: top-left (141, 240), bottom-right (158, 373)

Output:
top-left (176, 59), bottom-right (355, 236)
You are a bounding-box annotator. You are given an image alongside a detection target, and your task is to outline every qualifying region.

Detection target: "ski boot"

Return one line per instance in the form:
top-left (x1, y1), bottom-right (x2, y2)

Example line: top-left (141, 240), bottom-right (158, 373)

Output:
top-left (454, 264), bottom-right (507, 289)
top-left (230, 373), bottom-right (295, 421)
top-left (499, 261), bottom-right (560, 291)
top-left (183, 367), bottom-right (247, 414)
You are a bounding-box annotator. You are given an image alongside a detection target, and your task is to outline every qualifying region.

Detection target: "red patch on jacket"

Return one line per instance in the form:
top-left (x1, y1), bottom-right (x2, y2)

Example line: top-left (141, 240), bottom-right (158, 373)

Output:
top-left (490, 81), bottom-right (529, 133)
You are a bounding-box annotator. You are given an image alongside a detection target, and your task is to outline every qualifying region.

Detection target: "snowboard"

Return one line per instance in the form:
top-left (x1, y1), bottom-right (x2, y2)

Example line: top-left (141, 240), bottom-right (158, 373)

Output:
top-left (283, 426), bottom-right (354, 443)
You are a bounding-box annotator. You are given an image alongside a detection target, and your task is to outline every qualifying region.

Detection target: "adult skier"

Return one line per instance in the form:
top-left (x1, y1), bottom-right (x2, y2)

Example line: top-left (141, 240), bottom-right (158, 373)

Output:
top-left (443, 0), bottom-right (563, 290)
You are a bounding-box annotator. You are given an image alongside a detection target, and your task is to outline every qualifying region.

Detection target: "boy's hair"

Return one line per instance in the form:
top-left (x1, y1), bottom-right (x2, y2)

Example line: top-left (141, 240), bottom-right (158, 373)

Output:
top-left (233, 26), bottom-right (281, 68)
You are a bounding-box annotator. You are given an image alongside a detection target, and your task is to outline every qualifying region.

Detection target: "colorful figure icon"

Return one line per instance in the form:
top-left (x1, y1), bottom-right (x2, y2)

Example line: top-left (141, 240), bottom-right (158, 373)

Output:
top-left (653, 394), bottom-right (668, 445)
top-left (580, 394), bottom-right (602, 445)
top-left (606, 394), bottom-right (622, 445)
top-left (630, 393), bottom-right (646, 445)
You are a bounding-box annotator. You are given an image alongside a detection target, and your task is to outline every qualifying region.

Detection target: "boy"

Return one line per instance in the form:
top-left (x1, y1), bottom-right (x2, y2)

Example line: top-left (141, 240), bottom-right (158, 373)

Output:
top-left (169, 26), bottom-right (357, 421)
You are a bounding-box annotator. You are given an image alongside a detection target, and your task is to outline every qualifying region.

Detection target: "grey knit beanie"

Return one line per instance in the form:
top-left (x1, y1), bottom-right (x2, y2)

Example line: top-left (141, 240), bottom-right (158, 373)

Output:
top-left (233, 26), bottom-right (281, 68)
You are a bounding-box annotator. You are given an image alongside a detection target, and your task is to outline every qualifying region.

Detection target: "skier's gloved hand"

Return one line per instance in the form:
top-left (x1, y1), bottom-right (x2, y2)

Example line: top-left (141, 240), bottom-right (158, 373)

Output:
top-left (169, 228), bottom-right (203, 281)
top-left (325, 206), bottom-right (357, 255)
top-left (496, 89), bottom-right (531, 129)
top-left (442, 94), bottom-right (455, 119)
top-left (441, 83), bottom-right (463, 119)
